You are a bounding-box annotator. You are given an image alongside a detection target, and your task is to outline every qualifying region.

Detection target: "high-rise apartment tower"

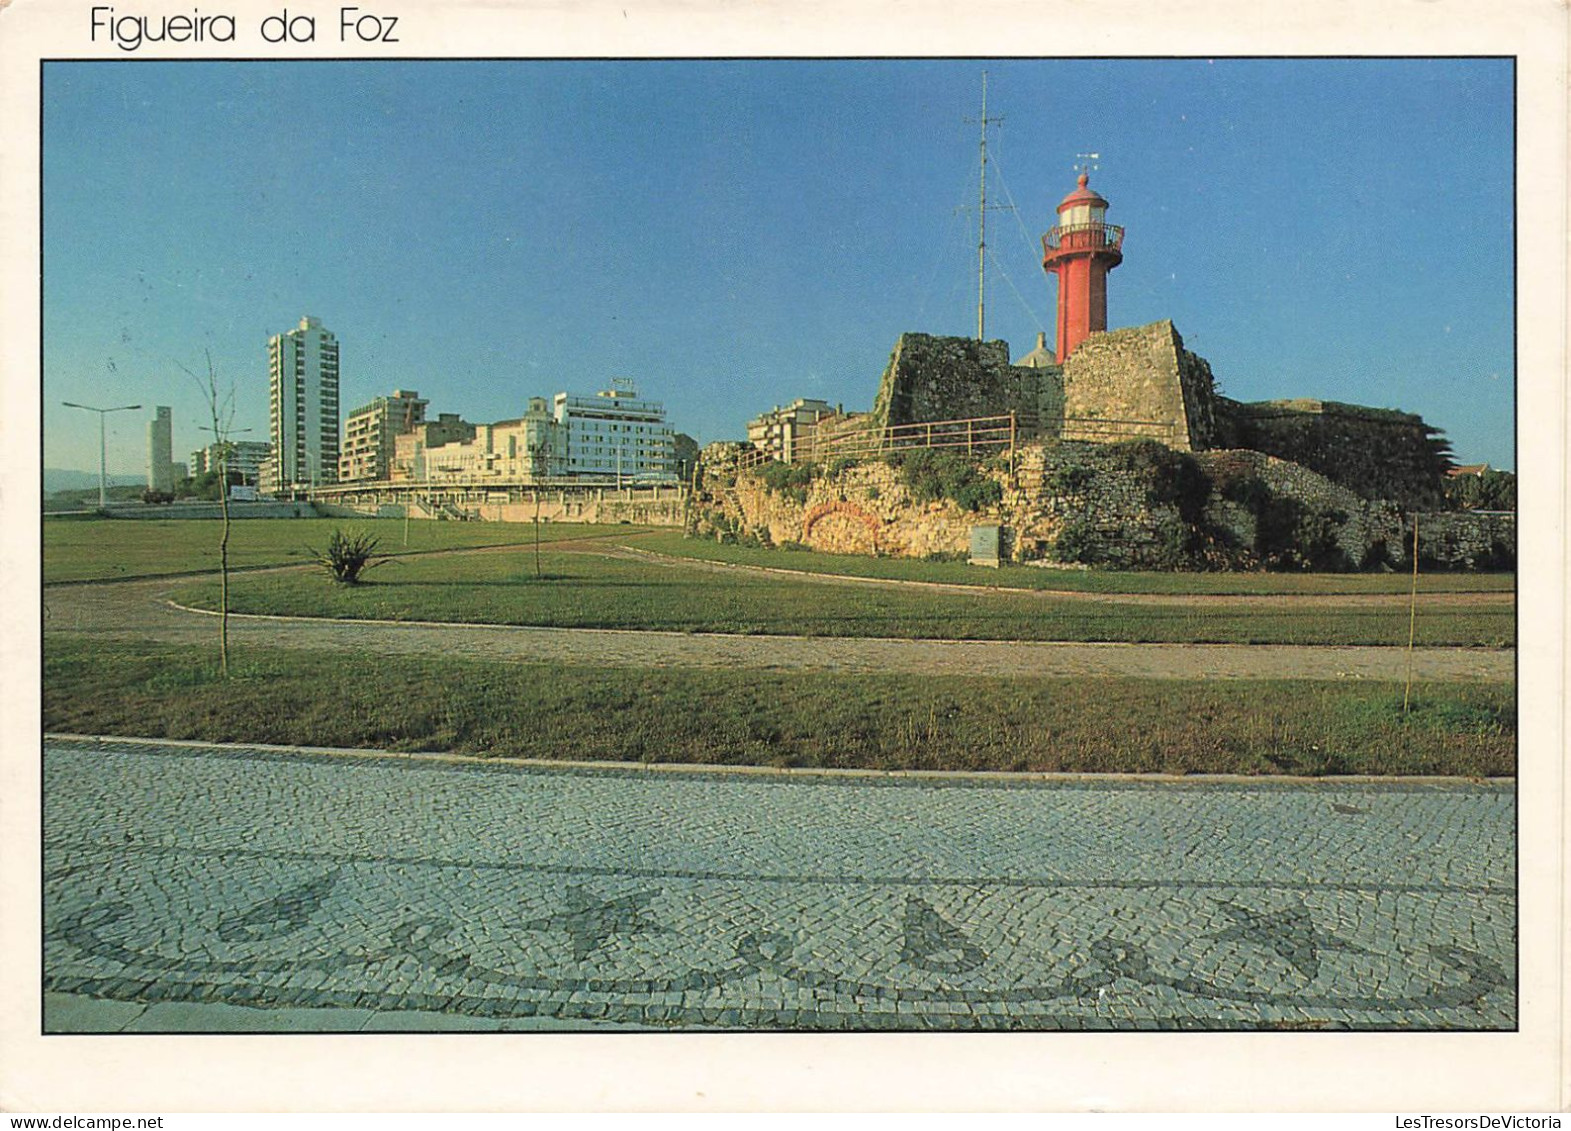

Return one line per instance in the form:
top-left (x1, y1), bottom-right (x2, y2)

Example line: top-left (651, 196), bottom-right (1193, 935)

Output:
top-left (146, 405), bottom-right (173, 493)
top-left (265, 315), bottom-right (340, 493)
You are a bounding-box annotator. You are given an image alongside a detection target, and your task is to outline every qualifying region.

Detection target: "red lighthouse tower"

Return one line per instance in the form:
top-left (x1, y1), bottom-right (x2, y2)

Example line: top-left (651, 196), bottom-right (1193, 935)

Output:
top-left (1041, 173), bottom-right (1125, 363)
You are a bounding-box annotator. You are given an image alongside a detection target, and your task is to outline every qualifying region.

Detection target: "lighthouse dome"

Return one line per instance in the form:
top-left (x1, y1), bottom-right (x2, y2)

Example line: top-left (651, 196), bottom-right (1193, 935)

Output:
top-left (1057, 173), bottom-right (1109, 214)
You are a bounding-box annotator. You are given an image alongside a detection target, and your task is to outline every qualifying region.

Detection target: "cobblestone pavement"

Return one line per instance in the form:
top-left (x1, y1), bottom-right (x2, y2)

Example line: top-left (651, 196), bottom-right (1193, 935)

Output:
top-left (43, 576), bottom-right (1514, 681)
top-left (43, 738), bottom-right (1516, 1032)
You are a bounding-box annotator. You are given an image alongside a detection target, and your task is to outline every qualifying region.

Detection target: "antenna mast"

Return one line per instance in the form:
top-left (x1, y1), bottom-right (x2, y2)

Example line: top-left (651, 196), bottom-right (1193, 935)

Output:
top-left (972, 71), bottom-right (1006, 341)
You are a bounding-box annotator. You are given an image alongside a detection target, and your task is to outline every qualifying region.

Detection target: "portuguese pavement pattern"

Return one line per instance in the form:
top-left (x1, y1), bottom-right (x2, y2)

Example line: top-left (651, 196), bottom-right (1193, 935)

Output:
top-left (43, 739), bottom-right (1515, 1031)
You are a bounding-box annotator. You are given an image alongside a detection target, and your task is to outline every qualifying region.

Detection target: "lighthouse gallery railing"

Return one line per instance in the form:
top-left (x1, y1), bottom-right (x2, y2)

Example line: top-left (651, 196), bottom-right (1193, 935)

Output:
top-left (1042, 222), bottom-right (1125, 255)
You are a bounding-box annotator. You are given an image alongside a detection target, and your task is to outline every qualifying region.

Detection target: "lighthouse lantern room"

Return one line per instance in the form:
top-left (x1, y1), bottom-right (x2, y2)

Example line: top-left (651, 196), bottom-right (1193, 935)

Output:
top-left (1041, 172), bottom-right (1125, 363)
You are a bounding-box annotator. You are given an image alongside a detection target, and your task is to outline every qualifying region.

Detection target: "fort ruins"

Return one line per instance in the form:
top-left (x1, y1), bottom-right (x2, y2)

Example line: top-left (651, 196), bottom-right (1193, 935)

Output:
top-left (694, 173), bottom-right (1509, 572)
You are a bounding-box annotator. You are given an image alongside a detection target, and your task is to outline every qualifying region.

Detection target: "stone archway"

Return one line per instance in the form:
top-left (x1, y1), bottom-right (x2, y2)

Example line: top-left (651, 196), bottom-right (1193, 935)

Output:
top-left (802, 501), bottom-right (881, 555)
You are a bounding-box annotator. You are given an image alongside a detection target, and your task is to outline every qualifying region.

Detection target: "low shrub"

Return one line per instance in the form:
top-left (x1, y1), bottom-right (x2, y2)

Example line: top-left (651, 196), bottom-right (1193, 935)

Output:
top-left (308, 528), bottom-right (387, 585)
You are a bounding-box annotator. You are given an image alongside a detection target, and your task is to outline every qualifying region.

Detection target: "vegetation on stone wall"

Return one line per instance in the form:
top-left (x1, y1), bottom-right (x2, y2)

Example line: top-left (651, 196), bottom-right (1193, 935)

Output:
top-left (1039, 443), bottom-right (1405, 572)
top-left (1222, 404), bottom-right (1453, 510)
top-left (1048, 441), bottom-right (1214, 570)
top-left (1110, 440), bottom-right (1211, 523)
top-left (1412, 512), bottom-right (1516, 572)
top-left (759, 460), bottom-right (818, 505)
top-left (887, 449), bottom-right (1003, 513)
top-left (1213, 474), bottom-right (1352, 571)
top-left (1050, 518), bottom-right (1100, 566)
top-left (871, 333), bottom-right (1039, 432)
top-left (1047, 465), bottom-right (1094, 495)
top-left (697, 437), bottom-right (1511, 574)
top-left (1444, 469), bottom-right (1515, 512)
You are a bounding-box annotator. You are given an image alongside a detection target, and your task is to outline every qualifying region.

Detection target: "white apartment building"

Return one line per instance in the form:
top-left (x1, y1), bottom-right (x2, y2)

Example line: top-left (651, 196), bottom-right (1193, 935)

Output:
top-left (419, 381), bottom-right (678, 485)
top-left (746, 398), bottom-right (836, 462)
top-left (191, 440), bottom-right (272, 485)
top-left (265, 315), bottom-right (340, 493)
top-left (554, 380), bottom-right (677, 482)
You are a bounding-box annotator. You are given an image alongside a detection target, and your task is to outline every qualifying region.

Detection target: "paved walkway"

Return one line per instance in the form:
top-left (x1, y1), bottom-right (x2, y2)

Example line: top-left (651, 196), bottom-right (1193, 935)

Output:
top-left (43, 574), bottom-right (1514, 681)
top-left (43, 738), bottom-right (1515, 1032)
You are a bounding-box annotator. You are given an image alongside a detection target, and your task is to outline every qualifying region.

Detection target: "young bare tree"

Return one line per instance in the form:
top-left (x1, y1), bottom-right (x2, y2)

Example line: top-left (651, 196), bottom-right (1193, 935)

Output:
top-left (529, 435), bottom-right (552, 579)
top-left (181, 351), bottom-right (238, 677)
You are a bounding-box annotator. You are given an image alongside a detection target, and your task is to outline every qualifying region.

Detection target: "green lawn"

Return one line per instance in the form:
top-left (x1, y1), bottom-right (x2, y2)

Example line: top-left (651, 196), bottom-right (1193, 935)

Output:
top-left (632, 532), bottom-right (1517, 595)
top-left (173, 543), bottom-right (1514, 646)
top-left (43, 638), bottom-right (1515, 777)
top-left (42, 516), bottom-right (648, 583)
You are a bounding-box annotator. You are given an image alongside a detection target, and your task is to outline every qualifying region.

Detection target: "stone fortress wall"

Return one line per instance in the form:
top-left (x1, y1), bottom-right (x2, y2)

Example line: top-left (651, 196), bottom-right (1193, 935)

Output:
top-left (695, 318), bottom-right (1509, 572)
top-left (1057, 320), bottom-right (1219, 450)
top-left (694, 438), bottom-right (1512, 571)
top-left (869, 334), bottom-right (1058, 437)
top-left (864, 320), bottom-right (1452, 510)
top-left (1215, 398), bottom-right (1453, 511)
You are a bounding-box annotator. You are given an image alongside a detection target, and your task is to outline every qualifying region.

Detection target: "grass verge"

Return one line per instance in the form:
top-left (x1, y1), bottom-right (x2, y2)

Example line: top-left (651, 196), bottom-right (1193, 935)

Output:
top-left (633, 531), bottom-right (1516, 595)
top-left (44, 638), bottom-right (1515, 777)
top-left (173, 547), bottom-right (1515, 647)
top-left (43, 517), bottom-right (647, 583)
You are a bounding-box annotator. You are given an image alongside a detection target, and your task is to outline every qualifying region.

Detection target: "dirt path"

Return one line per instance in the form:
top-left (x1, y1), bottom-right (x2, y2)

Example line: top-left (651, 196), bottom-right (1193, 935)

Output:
top-left (43, 571), bottom-right (1514, 682)
top-left (598, 543), bottom-right (1517, 609)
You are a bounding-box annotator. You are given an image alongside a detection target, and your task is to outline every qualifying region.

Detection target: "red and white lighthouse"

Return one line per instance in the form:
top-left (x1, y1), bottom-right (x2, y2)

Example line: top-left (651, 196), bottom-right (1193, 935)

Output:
top-left (1041, 173), bottom-right (1125, 363)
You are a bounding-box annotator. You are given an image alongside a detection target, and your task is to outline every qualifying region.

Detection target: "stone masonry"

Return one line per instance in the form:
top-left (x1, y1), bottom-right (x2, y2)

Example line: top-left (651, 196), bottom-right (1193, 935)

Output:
top-left (868, 321), bottom-right (1222, 452)
top-left (870, 334), bottom-right (1061, 437)
top-left (698, 457), bottom-right (980, 558)
top-left (694, 440), bottom-right (1511, 571)
top-left (858, 322), bottom-right (1450, 508)
top-left (1216, 399), bottom-right (1453, 511)
top-left (1060, 320), bottom-right (1220, 451)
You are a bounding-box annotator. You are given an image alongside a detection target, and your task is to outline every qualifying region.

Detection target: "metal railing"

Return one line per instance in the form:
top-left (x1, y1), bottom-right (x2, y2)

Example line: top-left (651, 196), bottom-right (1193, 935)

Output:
top-left (729, 412), bottom-right (1179, 474)
top-left (735, 446), bottom-right (776, 472)
top-left (737, 413), bottom-right (1018, 469)
top-left (1043, 222), bottom-right (1125, 255)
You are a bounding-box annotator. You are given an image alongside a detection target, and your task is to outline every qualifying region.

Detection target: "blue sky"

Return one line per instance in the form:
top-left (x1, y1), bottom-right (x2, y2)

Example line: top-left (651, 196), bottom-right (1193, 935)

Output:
top-left (42, 58), bottom-right (1514, 475)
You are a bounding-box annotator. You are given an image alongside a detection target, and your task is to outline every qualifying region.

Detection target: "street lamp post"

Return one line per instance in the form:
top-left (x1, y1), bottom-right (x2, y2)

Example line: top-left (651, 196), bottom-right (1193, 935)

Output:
top-left (61, 401), bottom-right (142, 510)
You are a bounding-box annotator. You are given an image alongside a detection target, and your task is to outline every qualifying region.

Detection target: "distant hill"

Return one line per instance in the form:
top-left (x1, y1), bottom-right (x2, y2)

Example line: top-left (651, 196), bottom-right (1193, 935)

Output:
top-left (43, 468), bottom-right (145, 494)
